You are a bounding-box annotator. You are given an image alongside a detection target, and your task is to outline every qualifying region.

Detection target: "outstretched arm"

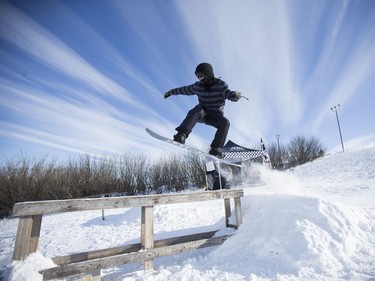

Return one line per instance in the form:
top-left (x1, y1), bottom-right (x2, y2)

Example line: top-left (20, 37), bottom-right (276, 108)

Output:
top-left (163, 84), bottom-right (198, 99)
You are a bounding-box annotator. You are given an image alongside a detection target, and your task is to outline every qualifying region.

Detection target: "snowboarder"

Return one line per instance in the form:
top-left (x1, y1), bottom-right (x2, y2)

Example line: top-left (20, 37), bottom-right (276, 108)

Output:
top-left (164, 62), bottom-right (242, 158)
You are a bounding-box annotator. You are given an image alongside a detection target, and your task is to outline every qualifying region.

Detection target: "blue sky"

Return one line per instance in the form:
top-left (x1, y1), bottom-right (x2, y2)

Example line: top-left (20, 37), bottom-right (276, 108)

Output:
top-left (1, 0), bottom-right (375, 161)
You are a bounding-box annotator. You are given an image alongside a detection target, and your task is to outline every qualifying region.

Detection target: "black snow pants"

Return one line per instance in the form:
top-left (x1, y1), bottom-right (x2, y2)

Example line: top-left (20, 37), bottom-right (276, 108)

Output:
top-left (175, 105), bottom-right (230, 148)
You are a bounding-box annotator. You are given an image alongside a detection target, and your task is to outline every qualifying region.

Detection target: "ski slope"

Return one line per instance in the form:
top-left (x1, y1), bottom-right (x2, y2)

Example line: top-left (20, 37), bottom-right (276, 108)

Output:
top-left (1, 147), bottom-right (374, 280)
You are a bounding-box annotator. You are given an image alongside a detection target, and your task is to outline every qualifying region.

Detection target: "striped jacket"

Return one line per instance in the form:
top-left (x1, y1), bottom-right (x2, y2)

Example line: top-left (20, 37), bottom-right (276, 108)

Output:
top-left (169, 78), bottom-right (236, 114)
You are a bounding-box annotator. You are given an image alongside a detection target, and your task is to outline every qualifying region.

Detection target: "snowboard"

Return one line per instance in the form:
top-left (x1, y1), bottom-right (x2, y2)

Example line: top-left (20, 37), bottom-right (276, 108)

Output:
top-left (145, 128), bottom-right (243, 168)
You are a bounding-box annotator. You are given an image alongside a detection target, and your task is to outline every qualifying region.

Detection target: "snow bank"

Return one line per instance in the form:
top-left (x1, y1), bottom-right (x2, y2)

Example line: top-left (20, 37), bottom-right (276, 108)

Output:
top-left (292, 147), bottom-right (375, 207)
top-left (140, 194), bottom-right (374, 281)
top-left (1, 252), bottom-right (55, 281)
top-left (209, 194), bottom-right (375, 280)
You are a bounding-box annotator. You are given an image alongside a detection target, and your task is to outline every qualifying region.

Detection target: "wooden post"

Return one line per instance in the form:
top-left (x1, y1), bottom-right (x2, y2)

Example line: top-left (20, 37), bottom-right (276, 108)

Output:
top-left (13, 215), bottom-right (42, 260)
top-left (101, 195), bottom-right (105, 221)
top-left (217, 161), bottom-right (223, 190)
top-left (141, 206), bottom-right (154, 271)
top-left (234, 197), bottom-right (243, 227)
top-left (224, 198), bottom-right (231, 227)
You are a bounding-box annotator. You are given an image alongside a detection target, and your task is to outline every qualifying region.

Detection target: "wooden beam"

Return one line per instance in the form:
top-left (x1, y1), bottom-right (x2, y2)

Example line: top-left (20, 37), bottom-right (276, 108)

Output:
top-left (141, 206), bottom-right (154, 270)
top-left (224, 198), bottom-right (231, 227)
top-left (12, 189), bottom-right (244, 217)
top-left (52, 231), bottom-right (218, 266)
top-left (13, 215), bottom-right (42, 260)
top-left (234, 197), bottom-right (243, 227)
top-left (41, 235), bottom-right (232, 280)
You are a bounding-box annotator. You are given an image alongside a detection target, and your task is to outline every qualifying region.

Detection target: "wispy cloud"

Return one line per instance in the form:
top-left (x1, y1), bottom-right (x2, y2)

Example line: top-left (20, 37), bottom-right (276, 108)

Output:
top-left (0, 1), bottom-right (154, 110)
top-left (329, 133), bottom-right (375, 153)
top-left (311, 2), bottom-right (375, 131)
top-left (0, 75), bottom-right (180, 156)
top-left (0, 1), bottom-right (171, 157)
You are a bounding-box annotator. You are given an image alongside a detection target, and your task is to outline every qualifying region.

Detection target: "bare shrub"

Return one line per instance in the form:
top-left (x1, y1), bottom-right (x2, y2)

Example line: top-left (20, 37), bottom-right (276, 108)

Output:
top-left (150, 154), bottom-right (190, 193)
top-left (184, 153), bottom-right (206, 188)
top-left (0, 155), bottom-right (58, 213)
top-left (149, 152), bottom-right (206, 192)
top-left (116, 154), bottom-right (150, 195)
top-left (287, 135), bottom-right (326, 167)
top-left (268, 142), bottom-right (289, 170)
top-left (0, 151), bottom-right (208, 216)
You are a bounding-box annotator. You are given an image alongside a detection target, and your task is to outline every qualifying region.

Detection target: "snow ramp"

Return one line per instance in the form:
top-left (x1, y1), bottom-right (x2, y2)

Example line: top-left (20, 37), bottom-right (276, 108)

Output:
top-left (206, 194), bottom-right (375, 280)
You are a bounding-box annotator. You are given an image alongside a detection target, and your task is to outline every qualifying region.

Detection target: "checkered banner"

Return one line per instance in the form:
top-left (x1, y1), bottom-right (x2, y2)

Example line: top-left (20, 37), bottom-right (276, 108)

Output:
top-left (223, 140), bottom-right (263, 161)
top-left (223, 150), bottom-right (263, 160)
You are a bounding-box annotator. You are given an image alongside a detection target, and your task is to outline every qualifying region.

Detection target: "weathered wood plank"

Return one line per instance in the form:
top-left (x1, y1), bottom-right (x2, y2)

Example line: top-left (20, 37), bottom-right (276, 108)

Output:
top-left (224, 198), bottom-right (231, 227)
top-left (41, 235), bottom-right (232, 280)
top-left (29, 215), bottom-right (42, 253)
top-left (13, 217), bottom-right (32, 260)
top-left (234, 197), bottom-right (243, 227)
top-left (52, 231), bottom-right (218, 265)
top-left (13, 189), bottom-right (244, 217)
top-left (13, 215), bottom-right (42, 260)
top-left (141, 206), bottom-right (154, 270)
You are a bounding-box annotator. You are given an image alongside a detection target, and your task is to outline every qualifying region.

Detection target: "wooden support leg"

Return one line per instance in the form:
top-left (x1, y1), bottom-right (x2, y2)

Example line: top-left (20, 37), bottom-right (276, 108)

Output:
top-left (224, 198), bottom-right (231, 227)
top-left (234, 197), bottom-right (243, 227)
top-left (141, 206), bottom-right (154, 271)
top-left (217, 161), bottom-right (222, 190)
top-left (13, 215), bottom-right (42, 260)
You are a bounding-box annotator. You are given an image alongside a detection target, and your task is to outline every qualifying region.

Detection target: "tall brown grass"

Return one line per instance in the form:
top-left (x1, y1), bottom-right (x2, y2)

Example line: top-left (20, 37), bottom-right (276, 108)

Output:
top-left (0, 153), bottom-right (205, 218)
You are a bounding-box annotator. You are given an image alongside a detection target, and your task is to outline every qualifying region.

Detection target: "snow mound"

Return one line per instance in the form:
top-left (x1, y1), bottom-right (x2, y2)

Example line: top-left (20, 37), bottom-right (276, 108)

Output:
top-left (208, 194), bottom-right (375, 280)
top-left (291, 147), bottom-right (375, 207)
top-left (1, 252), bottom-right (55, 281)
top-left (293, 147), bottom-right (375, 185)
top-left (144, 194), bottom-right (375, 281)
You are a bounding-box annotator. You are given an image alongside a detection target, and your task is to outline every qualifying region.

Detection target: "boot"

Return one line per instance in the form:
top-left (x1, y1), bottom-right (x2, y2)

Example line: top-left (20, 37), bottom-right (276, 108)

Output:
top-left (209, 147), bottom-right (223, 159)
top-left (173, 133), bottom-right (187, 144)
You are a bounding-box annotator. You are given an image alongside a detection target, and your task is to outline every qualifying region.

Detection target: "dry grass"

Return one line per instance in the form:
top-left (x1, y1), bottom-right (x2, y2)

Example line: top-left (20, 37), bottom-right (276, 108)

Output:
top-left (0, 153), bottom-right (205, 217)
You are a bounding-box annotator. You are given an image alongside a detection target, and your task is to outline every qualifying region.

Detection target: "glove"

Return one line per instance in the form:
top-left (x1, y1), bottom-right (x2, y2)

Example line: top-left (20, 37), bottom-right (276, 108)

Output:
top-left (230, 91), bottom-right (241, 102)
top-left (164, 90), bottom-right (173, 99)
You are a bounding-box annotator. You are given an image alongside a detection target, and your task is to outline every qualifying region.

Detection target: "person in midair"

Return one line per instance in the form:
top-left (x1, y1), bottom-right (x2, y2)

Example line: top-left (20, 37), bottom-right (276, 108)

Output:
top-left (163, 62), bottom-right (242, 158)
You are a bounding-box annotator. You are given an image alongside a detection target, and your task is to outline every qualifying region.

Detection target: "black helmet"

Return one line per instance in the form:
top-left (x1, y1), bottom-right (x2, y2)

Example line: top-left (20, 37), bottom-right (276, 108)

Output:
top-left (195, 62), bottom-right (214, 78)
top-left (195, 63), bottom-right (214, 86)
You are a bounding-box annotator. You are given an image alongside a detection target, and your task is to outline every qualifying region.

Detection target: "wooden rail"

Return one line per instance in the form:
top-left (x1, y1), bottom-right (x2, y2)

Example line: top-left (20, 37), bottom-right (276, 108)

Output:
top-left (12, 189), bottom-right (243, 280)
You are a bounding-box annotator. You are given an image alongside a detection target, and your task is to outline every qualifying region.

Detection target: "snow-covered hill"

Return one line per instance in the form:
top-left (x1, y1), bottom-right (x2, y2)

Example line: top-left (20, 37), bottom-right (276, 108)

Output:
top-left (1, 147), bottom-right (374, 280)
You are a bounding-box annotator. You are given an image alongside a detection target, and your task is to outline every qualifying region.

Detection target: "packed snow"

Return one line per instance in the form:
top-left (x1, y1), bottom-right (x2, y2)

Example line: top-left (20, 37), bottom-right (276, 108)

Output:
top-left (1, 147), bottom-right (374, 281)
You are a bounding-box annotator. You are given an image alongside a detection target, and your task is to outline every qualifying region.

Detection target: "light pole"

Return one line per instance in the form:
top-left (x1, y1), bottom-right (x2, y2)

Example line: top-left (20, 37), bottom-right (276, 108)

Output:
top-left (275, 134), bottom-right (280, 168)
top-left (275, 134), bottom-right (280, 153)
top-left (330, 104), bottom-right (345, 152)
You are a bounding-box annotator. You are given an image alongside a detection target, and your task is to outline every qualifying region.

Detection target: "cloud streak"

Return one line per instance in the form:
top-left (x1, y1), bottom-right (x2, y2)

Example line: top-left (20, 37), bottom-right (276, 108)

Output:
top-left (0, 1), bottom-right (172, 158)
top-left (0, 1), bottom-right (155, 111)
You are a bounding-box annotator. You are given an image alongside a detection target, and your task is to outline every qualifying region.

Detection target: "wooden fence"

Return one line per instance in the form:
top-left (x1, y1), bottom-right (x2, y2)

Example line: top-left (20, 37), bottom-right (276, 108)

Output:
top-left (12, 189), bottom-right (244, 280)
